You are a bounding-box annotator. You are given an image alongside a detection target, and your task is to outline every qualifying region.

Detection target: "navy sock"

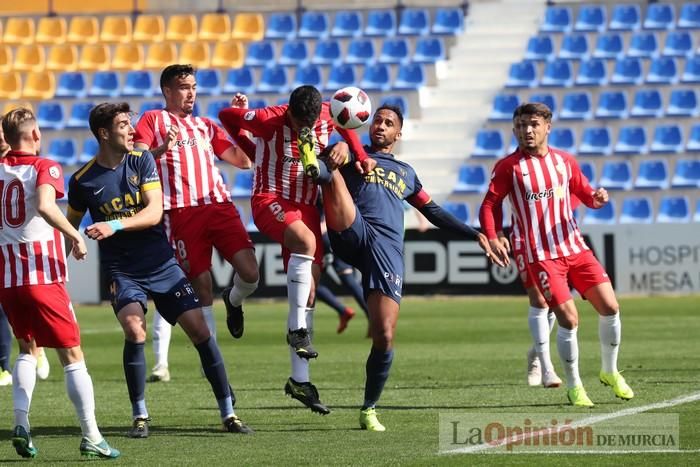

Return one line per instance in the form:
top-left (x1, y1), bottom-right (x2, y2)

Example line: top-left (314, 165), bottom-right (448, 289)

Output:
top-left (123, 341), bottom-right (147, 417)
top-left (195, 337), bottom-right (232, 402)
top-left (339, 272), bottom-right (368, 317)
top-left (316, 284), bottom-right (345, 316)
top-left (362, 347), bottom-right (394, 409)
top-left (316, 159), bottom-right (333, 184)
top-left (0, 311), bottom-right (11, 371)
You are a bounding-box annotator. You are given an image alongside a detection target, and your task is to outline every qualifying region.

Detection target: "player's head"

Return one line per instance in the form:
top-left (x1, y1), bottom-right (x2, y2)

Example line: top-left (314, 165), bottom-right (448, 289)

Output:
top-left (288, 85), bottom-right (322, 130)
top-left (2, 107), bottom-right (41, 155)
top-left (0, 116), bottom-right (10, 157)
top-left (513, 102), bottom-right (552, 153)
top-left (369, 105), bottom-right (403, 152)
top-left (160, 64), bottom-right (197, 116)
top-left (89, 102), bottom-right (135, 153)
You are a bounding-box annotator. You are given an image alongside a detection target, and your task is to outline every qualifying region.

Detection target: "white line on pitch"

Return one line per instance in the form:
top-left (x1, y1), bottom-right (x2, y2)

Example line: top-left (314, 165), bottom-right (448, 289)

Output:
top-left (443, 391), bottom-right (700, 455)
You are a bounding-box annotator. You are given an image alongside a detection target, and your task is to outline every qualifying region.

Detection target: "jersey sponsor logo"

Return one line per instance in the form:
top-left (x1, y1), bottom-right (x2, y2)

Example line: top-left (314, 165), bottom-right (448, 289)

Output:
top-left (48, 166), bottom-right (60, 179)
top-left (244, 111), bottom-right (255, 121)
top-left (525, 186), bottom-right (565, 201)
top-left (365, 167), bottom-right (408, 197)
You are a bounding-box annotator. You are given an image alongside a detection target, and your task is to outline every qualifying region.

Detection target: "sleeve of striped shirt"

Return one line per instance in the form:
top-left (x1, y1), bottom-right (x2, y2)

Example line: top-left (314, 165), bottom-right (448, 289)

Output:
top-left (479, 159), bottom-right (513, 240)
top-left (208, 119), bottom-right (235, 157)
top-left (133, 111), bottom-right (156, 148)
top-left (218, 106), bottom-right (281, 139)
top-left (36, 159), bottom-right (64, 199)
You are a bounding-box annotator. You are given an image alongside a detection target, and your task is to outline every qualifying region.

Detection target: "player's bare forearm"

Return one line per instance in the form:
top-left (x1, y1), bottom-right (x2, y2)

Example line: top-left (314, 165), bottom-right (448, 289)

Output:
top-left (219, 146), bottom-right (252, 169)
top-left (120, 189), bottom-right (164, 231)
top-left (36, 185), bottom-right (80, 244)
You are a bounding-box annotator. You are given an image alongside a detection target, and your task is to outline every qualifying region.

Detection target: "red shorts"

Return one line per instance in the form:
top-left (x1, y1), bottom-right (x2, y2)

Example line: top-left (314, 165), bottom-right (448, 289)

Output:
top-left (251, 193), bottom-right (323, 269)
top-left (512, 239), bottom-right (535, 289)
top-left (529, 250), bottom-right (610, 307)
top-left (0, 282), bottom-right (80, 348)
top-left (165, 202), bottom-right (254, 278)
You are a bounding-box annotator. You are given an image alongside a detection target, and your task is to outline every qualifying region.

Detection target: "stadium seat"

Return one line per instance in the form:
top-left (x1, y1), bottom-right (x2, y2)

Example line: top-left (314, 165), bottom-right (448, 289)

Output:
top-left (627, 32), bottom-right (658, 57)
top-left (279, 40), bottom-right (309, 66)
top-left (46, 44), bottom-right (79, 72)
top-left (489, 94), bottom-right (519, 121)
top-left (667, 88), bottom-right (699, 117)
top-left (14, 44), bottom-right (45, 72)
top-left (179, 42), bottom-right (210, 69)
top-left (398, 8), bottom-right (430, 36)
top-left (657, 196), bottom-right (690, 222)
top-left (635, 159), bottom-right (669, 189)
top-left (311, 39), bottom-right (342, 65)
top-left (609, 4), bottom-right (641, 30)
top-left (79, 44), bottom-right (111, 71)
top-left (166, 14), bottom-right (197, 42)
top-left (231, 171), bottom-right (254, 198)
top-left (663, 31), bottom-right (693, 57)
top-left (443, 202), bottom-right (470, 224)
top-left (541, 59), bottom-right (574, 87)
top-left (471, 130), bottom-right (504, 158)
top-left (46, 138), bottom-right (77, 165)
top-left (79, 139), bottom-right (98, 164)
top-left (66, 101), bottom-right (94, 129)
top-left (223, 66), bottom-right (255, 95)
top-left (145, 43), bottom-right (177, 71)
top-left (88, 71), bottom-right (119, 98)
top-left (36, 17), bottom-right (67, 45)
top-left (379, 38), bottom-right (410, 64)
top-left (138, 100), bottom-right (163, 115)
top-left (431, 8), bottom-right (464, 35)
top-left (593, 32), bottom-right (624, 59)
top-left (575, 58), bottom-right (608, 86)
top-left (364, 10), bottom-right (397, 37)
top-left (505, 61), bottom-right (537, 88)
top-left (346, 38), bottom-right (376, 64)
top-left (580, 160), bottom-right (596, 183)
top-left (360, 63), bottom-right (391, 92)
top-left (100, 15), bottom-right (132, 43)
top-left (558, 34), bottom-right (589, 60)
top-left (133, 14), bottom-right (165, 43)
top-left (331, 11), bottom-right (362, 38)
top-left (630, 89), bottom-right (663, 118)
top-left (619, 196), bottom-right (653, 223)
top-left (583, 200), bottom-right (616, 224)
top-left (681, 56), bottom-right (700, 83)
top-left (194, 69), bottom-right (220, 96)
top-left (575, 4), bottom-right (606, 32)
top-left (453, 164), bottom-right (488, 193)
top-left (615, 126), bottom-right (648, 155)
top-left (298, 11), bottom-right (330, 39)
top-left (524, 35), bottom-right (554, 61)
top-left (540, 5), bottom-right (572, 33)
top-left (579, 127), bottom-right (612, 156)
top-left (678, 2), bottom-right (700, 28)
top-left (245, 41), bottom-right (275, 67)
top-left (248, 98), bottom-right (267, 109)
top-left (265, 12), bottom-right (296, 40)
top-left (23, 71), bottom-right (55, 100)
top-left (211, 40), bottom-right (244, 69)
top-left (36, 102), bottom-right (64, 131)
top-left (3, 18), bottom-right (35, 45)
top-left (393, 63), bottom-right (425, 90)
top-left (67, 16), bottom-right (99, 44)
top-left (0, 46), bottom-right (12, 73)
top-left (206, 99), bottom-right (229, 122)
top-left (529, 93), bottom-right (557, 115)
top-left (643, 3), bottom-right (675, 30)
top-left (549, 127), bottom-right (576, 153)
top-left (55, 71), bottom-right (87, 98)
top-left (671, 159), bottom-right (700, 187)
top-left (646, 57), bottom-right (678, 84)
top-left (120, 70), bottom-right (153, 97)
top-left (413, 37), bottom-right (445, 63)
top-left (231, 13), bottom-right (264, 42)
top-left (686, 124), bottom-right (700, 151)
top-left (380, 95), bottom-right (409, 118)
top-left (325, 63), bottom-right (356, 91)
top-left (559, 92), bottom-right (592, 120)
top-left (292, 64), bottom-right (323, 88)
top-left (599, 160), bottom-right (632, 190)
top-left (610, 57), bottom-right (643, 85)
top-left (199, 13), bottom-right (230, 42)
top-left (256, 65), bottom-right (288, 94)
top-left (651, 124), bottom-right (684, 153)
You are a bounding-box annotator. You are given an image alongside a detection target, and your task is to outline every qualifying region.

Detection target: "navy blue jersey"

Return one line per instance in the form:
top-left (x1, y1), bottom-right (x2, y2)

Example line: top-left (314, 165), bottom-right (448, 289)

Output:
top-left (68, 150), bottom-right (174, 274)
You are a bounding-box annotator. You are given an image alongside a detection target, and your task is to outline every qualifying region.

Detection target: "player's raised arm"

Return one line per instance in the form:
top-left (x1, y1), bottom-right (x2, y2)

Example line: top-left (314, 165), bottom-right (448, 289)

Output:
top-left (36, 183), bottom-right (87, 261)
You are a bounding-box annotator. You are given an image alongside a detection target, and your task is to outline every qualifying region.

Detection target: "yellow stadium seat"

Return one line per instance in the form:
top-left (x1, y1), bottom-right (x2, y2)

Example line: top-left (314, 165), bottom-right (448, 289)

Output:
top-left (3, 102), bottom-right (34, 115)
top-left (199, 13), bottom-right (231, 41)
top-left (36, 17), bottom-right (67, 45)
top-left (211, 40), bottom-right (244, 69)
top-left (112, 43), bottom-right (144, 71)
top-left (46, 44), bottom-right (79, 72)
top-left (231, 13), bottom-right (264, 42)
top-left (52, 0), bottom-right (146, 13)
top-left (179, 42), bottom-right (210, 69)
top-left (14, 44), bottom-right (45, 72)
top-left (166, 14), bottom-right (197, 42)
top-left (3, 18), bottom-right (36, 46)
top-left (67, 16), bottom-right (99, 44)
top-left (0, 46), bottom-right (13, 73)
top-left (101, 15), bottom-right (132, 43)
top-left (133, 14), bottom-right (165, 43)
top-left (78, 44), bottom-right (111, 71)
top-left (23, 71), bottom-right (55, 100)
top-left (0, 0), bottom-right (48, 15)
top-left (0, 72), bottom-right (23, 100)
top-left (145, 43), bottom-right (177, 71)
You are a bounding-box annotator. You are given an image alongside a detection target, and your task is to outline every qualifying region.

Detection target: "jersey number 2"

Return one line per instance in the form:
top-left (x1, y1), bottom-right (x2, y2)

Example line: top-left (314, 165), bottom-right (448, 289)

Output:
top-left (0, 179), bottom-right (26, 228)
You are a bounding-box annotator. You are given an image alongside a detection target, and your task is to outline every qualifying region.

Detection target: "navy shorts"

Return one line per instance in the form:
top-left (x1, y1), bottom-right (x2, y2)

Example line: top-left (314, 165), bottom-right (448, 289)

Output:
top-left (322, 232), bottom-right (353, 273)
top-left (107, 257), bottom-right (200, 325)
top-left (328, 206), bottom-right (404, 304)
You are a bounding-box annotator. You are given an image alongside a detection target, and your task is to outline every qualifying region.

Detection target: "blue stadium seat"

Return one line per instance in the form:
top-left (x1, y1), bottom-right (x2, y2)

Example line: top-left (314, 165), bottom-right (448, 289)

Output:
top-left (614, 126), bottom-right (647, 154)
top-left (453, 163), bottom-right (488, 193)
top-left (583, 200), bottom-right (616, 224)
top-left (398, 8), bottom-right (430, 36)
top-left (671, 159), bottom-right (700, 187)
top-left (311, 39), bottom-right (342, 65)
top-left (540, 6), bottom-right (572, 33)
top-left (575, 58), bottom-right (608, 86)
top-left (223, 66), bottom-right (255, 95)
top-left (609, 4), bottom-right (641, 31)
top-left (506, 61), bottom-right (537, 88)
top-left (559, 91), bottom-right (592, 120)
top-left (599, 160), bottom-right (632, 190)
top-left (524, 35), bottom-right (554, 61)
top-left (627, 32), bottom-right (658, 57)
top-left (79, 138), bottom-right (98, 164)
top-left (541, 59), bottom-right (574, 87)
top-left (549, 127), bottom-right (576, 152)
top-left (558, 34), bottom-right (589, 60)
top-left (364, 10), bottom-right (397, 37)
top-left (635, 159), bottom-right (669, 189)
top-left (651, 124), bottom-right (683, 153)
top-left (256, 65), bottom-right (288, 94)
top-left (361, 132), bottom-right (371, 146)
top-left (206, 100), bottom-right (229, 122)
top-left (471, 130), bottom-right (504, 158)
top-left (245, 41), bottom-right (275, 67)
top-left (413, 37), bottom-right (445, 63)
top-left (47, 138), bottom-right (77, 165)
top-left (442, 201), bottom-right (470, 224)
top-left (36, 102), bottom-right (64, 131)
top-left (529, 93), bottom-right (557, 115)
top-left (686, 124), bottom-right (700, 151)
top-left (663, 31), bottom-right (693, 57)
top-left (56, 72), bottom-right (87, 98)
top-left (681, 56), bottom-right (700, 83)
top-left (619, 197), bottom-right (653, 223)
top-left (610, 57), bottom-right (643, 85)
top-left (231, 171), bottom-right (253, 198)
top-left (360, 63), bottom-right (391, 91)
top-left (579, 126), bottom-right (612, 156)
top-left (380, 95), bottom-right (409, 118)
top-left (580, 160), bottom-right (596, 183)
top-left (593, 32), bottom-right (624, 59)
top-left (678, 2), bottom-right (700, 28)
top-left (247, 98), bottom-right (267, 109)
top-left (489, 93), bottom-right (519, 121)
top-left (298, 11), bottom-right (330, 39)
top-left (66, 101), bottom-right (94, 129)
top-left (575, 4), bottom-right (606, 32)
top-left (194, 69), bottom-right (220, 96)
top-left (138, 100), bottom-right (163, 115)
top-left (379, 38), bottom-right (410, 64)
top-left (346, 38), bottom-right (375, 64)
top-left (292, 64), bottom-right (323, 88)
top-left (667, 88), bottom-right (699, 117)
top-left (325, 63), bottom-right (356, 91)
top-left (88, 71), bottom-right (119, 98)
top-left (657, 196), bottom-right (690, 223)
top-left (630, 89), bottom-right (663, 118)
top-left (122, 70), bottom-right (155, 97)
top-left (331, 11), bottom-right (362, 38)
top-left (643, 3), bottom-right (675, 30)
top-left (646, 57), bottom-right (678, 84)
top-left (265, 13), bottom-right (296, 40)
top-left (393, 63), bottom-right (425, 90)
top-left (431, 8), bottom-right (464, 35)
top-left (279, 40), bottom-right (309, 66)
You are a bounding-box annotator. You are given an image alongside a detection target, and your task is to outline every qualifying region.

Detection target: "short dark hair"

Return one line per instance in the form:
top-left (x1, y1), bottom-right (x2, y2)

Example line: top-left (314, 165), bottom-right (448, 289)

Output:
top-left (374, 104), bottom-right (403, 128)
top-left (89, 102), bottom-right (132, 140)
top-left (2, 107), bottom-right (36, 147)
top-left (160, 64), bottom-right (195, 91)
top-left (513, 102), bottom-right (552, 122)
top-left (288, 85), bottom-right (322, 128)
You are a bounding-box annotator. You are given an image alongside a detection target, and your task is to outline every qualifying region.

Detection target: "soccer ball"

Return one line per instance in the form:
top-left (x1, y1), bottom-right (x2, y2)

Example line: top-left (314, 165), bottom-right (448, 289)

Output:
top-left (329, 86), bottom-right (372, 130)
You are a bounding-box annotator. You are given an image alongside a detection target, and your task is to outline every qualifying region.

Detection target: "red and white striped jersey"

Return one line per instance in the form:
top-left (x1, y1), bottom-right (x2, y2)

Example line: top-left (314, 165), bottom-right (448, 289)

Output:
top-left (0, 152), bottom-right (68, 288)
top-left (134, 110), bottom-right (234, 210)
top-left (480, 147), bottom-right (595, 264)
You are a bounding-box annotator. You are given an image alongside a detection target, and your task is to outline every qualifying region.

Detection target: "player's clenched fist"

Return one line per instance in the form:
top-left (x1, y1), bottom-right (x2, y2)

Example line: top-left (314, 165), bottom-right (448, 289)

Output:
top-left (231, 93), bottom-right (248, 109)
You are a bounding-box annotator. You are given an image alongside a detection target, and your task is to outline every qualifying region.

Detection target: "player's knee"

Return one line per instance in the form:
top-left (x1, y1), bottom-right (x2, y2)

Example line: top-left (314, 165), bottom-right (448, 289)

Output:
top-left (598, 302), bottom-right (619, 316)
top-left (125, 327), bottom-right (146, 343)
top-left (372, 327), bottom-right (394, 350)
top-left (237, 264), bottom-right (259, 284)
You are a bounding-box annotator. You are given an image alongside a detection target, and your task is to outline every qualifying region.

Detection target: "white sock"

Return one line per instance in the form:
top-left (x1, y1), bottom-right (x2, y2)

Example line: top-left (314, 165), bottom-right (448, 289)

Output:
top-left (64, 361), bottom-right (102, 443)
top-left (548, 311), bottom-right (556, 331)
top-left (289, 349), bottom-right (310, 383)
top-left (202, 305), bottom-right (217, 343)
top-left (599, 313), bottom-right (621, 374)
top-left (13, 353), bottom-right (37, 431)
top-left (152, 311), bottom-right (171, 369)
top-left (228, 274), bottom-right (258, 307)
top-left (528, 306), bottom-right (555, 374)
top-left (557, 327), bottom-right (582, 389)
top-left (287, 253), bottom-right (313, 331)
top-left (305, 307), bottom-right (315, 339)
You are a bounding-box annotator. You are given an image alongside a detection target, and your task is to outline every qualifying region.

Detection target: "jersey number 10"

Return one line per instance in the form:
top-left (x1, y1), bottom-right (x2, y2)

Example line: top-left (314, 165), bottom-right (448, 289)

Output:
top-left (0, 179), bottom-right (27, 228)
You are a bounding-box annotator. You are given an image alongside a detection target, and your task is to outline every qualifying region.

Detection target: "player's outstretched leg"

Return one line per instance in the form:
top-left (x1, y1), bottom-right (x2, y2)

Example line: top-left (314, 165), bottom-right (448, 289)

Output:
top-left (284, 377), bottom-right (330, 415)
